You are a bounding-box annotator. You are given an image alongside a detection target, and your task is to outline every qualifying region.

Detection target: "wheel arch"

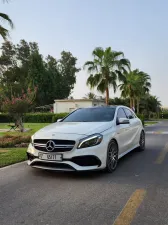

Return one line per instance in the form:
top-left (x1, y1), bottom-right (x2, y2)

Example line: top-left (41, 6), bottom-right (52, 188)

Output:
top-left (108, 138), bottom-right (119, 150)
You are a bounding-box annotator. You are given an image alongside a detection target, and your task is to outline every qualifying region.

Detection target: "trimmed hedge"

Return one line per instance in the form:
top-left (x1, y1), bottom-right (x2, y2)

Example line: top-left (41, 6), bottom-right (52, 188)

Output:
top-left (0, 113), bottom-right (68, 123)
top-left (0, 112), bottom-right (147, 124)
top-left (0, 113), bottom-right (13, 123)
top-left (52, 113), bottom-right (68, 123)
top-left (160, 113), bottom-right (168, 119)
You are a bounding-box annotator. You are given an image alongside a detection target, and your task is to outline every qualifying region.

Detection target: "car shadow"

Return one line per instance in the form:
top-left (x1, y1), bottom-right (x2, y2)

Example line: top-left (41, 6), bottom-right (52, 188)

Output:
top-left (29, 148), bottom-right (144, 181)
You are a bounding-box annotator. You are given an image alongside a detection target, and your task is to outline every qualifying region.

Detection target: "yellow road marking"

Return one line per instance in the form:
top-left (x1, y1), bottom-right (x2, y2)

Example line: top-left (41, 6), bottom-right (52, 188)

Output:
top-left (155, 143), bottom-right (168, 164)
top-left (113, 189), bottom-right (146, 225)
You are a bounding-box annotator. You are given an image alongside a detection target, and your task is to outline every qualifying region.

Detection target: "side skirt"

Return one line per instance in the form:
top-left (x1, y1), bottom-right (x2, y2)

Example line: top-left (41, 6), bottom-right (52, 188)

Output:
top-left (118, 144), bottom-right (139, 159)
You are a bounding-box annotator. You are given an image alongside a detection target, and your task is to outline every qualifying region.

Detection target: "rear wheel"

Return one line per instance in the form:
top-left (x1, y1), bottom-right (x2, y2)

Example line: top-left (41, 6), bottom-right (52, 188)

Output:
top-left (106, 140), bottom-right (118, 173)
top-left (138, 131), bottom-right (145, 151)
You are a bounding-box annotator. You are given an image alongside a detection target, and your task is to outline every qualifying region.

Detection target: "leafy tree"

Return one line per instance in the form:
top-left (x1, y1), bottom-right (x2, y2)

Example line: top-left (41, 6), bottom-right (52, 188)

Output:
top-left (42, 55), bottom-right (62, 104)
top-left (28, 50), bottom-right (46, 105)
top-left (0, 0), bottom-right (14, 40)
top-left (0, 40), bottom-right (80, 106)
top-left (58, 51), bottom-right (80, 98)
top-left (84, 47), bottom-right (130, 105)
top-left (140, 94), bottom-right (161, 116)
top-left (2, 87), bottom-right (37, 132)
top-left (0, 41), bottom-right (16, 72)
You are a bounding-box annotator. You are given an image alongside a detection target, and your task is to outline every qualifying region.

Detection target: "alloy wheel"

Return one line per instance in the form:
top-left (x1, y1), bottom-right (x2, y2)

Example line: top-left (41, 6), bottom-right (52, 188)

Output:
top-left (106, 141), bottom-right (118, 172)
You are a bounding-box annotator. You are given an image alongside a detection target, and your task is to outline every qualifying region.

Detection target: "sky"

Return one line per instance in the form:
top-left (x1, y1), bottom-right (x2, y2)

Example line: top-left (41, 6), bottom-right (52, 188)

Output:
top-left (1, 0), bottom-right (168, 106)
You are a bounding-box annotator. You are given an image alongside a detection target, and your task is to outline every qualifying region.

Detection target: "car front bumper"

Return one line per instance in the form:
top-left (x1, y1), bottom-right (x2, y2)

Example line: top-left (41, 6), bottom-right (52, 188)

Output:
top-left (27, 142), bottom-right (107, 171)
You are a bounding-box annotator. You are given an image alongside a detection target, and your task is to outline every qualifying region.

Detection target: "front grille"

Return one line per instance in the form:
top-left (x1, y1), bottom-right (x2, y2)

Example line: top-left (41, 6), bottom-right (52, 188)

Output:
top-left (33, 139), bottom-right (75, 152)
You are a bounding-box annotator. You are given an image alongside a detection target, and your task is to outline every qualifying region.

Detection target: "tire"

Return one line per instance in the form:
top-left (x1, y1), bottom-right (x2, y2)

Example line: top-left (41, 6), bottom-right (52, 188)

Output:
top-left (138, 131), bottom-right (145, 151)
top-left (106, 140), bottom-right (118, 173)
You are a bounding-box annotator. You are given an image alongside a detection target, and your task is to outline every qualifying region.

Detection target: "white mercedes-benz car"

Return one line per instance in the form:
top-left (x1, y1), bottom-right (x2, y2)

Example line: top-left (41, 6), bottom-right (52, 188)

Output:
top-left (27, 106), bottom-right (145, 172)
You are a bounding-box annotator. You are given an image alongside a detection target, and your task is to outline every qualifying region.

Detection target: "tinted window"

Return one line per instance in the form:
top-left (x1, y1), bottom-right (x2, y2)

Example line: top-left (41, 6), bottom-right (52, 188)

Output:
top-left (62, 107), bottom-right (116, 122)
top-left (124, 108), bottom-right (135, 119)
top-left (117, 108), bottom-right (127, 119)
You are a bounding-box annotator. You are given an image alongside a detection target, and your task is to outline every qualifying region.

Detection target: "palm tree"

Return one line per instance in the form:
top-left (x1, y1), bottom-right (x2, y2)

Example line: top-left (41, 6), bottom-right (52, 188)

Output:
top-left (119, 69), bottom-right (151, 112)
top-left (0, 0), bottom-right (14, 39)
top-left (84, 92), bottom-right (96, 99)
top-left (135, 71), bottom-right (151, 113)
top-left (84, 47), bottom-right (130, 105)
top-left (144, 95), bottom-right (161, 114)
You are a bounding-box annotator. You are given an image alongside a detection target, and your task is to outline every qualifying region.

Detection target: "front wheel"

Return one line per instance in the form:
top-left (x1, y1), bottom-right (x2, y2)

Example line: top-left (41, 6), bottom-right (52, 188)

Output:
top-left (138, 131), bottom-right (145, 151)
top-left (106, 140), bottom-right (118, 173)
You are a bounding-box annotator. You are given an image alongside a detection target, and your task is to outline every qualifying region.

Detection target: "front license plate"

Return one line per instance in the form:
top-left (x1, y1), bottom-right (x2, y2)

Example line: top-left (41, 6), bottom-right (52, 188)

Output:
top-left (38, 153), bottom-right (62, 161)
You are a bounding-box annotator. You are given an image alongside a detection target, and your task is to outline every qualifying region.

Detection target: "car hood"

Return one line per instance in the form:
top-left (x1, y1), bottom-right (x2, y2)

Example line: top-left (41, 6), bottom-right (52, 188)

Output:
top-left (35, 122), bottom-right (113, 137)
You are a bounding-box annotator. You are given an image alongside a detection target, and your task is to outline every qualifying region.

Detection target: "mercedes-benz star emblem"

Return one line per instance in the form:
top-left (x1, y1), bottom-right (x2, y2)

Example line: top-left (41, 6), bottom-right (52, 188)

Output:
top-left (46, 140), bottom-right (55, 152)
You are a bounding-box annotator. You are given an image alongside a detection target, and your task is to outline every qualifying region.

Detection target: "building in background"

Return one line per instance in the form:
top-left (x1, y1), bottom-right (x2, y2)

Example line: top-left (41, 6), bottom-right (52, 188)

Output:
top-left (53, 99), bottom-right (105, 113)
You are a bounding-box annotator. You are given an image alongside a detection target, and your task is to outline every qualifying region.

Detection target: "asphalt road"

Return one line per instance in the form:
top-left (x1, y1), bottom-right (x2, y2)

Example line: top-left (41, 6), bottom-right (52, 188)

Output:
top-left (1, 121), bottom-right (168, 225)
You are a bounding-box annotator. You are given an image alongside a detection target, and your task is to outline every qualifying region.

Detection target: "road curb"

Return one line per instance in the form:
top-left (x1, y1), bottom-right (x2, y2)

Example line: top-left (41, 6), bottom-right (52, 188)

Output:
top-left (0, 161), bottom-right (26, 170)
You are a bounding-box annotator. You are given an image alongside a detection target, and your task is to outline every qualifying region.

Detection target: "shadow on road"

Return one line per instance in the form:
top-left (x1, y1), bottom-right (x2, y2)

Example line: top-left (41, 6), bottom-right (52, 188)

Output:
top-left (29, 149), bottom-right (143, 181)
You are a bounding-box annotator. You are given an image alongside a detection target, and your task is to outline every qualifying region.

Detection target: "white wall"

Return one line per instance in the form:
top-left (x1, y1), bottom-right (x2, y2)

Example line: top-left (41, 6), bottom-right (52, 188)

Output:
top-left (54, 100), bottom-right (93, 113)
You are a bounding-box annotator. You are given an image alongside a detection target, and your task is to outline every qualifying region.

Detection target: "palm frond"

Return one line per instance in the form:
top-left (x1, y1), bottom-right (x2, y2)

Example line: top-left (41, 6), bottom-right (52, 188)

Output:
top-left (0, 25), bottom-right (8, 39)
top-left (92, 47), bottom-right (104, 59)
top-left (112, 51), bottom-right (124, 59)
top-left (97, 79), bottom-right (107, 93)
top-left (87, 73), bottom-right (102, 88)
top-left (83, 61), bottom-right (94, 68)
top-left (0, 13), bottom-right (14, 28)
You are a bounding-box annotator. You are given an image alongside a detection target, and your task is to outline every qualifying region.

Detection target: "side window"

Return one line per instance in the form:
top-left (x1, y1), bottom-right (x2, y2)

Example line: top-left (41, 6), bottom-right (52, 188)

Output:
top-left (117, 108), bottom-right (127, 119)
top-left (124, 108), bottom-right (135, 119)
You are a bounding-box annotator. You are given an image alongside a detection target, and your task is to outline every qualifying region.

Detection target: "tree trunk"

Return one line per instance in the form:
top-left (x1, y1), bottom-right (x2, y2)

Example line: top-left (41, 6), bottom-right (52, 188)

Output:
top-left (132, 97), bottom-right (135, 111)
top-left (133, 98), bottom-right (135, 108)
top-left (16, 115), bottom-right (24, 132)
top-left (130, 98), bottom-right (132, 108)
top-left (137, 98), bottom-right (140, 114)
top-left (105, 87), bottom-right (109, 105)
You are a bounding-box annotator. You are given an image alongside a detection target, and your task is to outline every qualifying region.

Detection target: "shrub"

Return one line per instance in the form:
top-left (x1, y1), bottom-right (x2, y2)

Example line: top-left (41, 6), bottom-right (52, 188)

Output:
top-left (0, 135), bottom-right (31, 148)
top-left (136, 114), bottom-right (144, 126)
top-left (0, 113), bottom-right (13, 123)
top-left (161, 113), bottom-right (168, 119)
top-left (24, 113), bottom-right (54, 123)
top-left (2, 88), bottom-right (37, 132)
top-left (0, 112), bottom-right (69, 123)
top-left (52, 113), bottom-right (68, 123)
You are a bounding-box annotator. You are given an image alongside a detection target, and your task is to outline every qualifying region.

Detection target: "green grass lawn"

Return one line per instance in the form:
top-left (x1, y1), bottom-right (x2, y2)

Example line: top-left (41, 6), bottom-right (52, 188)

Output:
top-left (0, 148), bottom-right (27, 168)
top-left (0, 123), bottom-right (52, 167)
top-left (145, 121), bottom-right (158, 126)
top-left (0, 123), bottom-right (50, 136)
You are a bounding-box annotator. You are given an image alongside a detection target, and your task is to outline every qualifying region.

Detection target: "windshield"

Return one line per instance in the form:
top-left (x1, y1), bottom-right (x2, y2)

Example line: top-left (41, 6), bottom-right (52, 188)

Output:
top-left (62, 107), bottom-right (116, 122)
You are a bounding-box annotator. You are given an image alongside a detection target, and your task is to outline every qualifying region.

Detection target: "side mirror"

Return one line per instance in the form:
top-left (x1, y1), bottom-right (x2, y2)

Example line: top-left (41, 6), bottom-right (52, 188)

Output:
top-left (57, 118), bottom-right (62, 122)
top-left (117, 118), bottom-right (130, 125)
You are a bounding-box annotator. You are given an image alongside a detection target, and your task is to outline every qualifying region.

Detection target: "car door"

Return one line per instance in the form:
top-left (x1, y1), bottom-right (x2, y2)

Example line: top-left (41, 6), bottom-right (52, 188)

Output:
top-left (123, 108), bottom-right (140, 148)
top-left (116, 107), bottom-right (132, 154)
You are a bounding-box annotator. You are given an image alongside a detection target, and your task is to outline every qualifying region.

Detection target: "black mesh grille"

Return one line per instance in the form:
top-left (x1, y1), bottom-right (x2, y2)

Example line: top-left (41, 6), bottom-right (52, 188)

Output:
top-left (31, 161), bottom-right (75, 170)
top-left (34, 139), bottom-right (75, 145)
top-left (70, 156), bottom-right (101, 167)
top-left (34, 146), bottom-right (73, 152)
top-left (33, 139), bottom-right (75, 152)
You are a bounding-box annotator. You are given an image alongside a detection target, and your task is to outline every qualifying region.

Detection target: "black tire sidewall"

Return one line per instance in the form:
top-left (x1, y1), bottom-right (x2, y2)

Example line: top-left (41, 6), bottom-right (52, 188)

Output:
top-left (138, 131), bottom-right (145, 151)
top-left (106, 140), bottom-right (118, 173)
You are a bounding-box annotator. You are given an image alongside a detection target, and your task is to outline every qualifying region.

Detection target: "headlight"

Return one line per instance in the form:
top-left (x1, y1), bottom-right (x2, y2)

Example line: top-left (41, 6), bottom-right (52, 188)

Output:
top-left (31, 135), bottom-right (34, 145)
top-left (77, 134), bottom-right (103, 149)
